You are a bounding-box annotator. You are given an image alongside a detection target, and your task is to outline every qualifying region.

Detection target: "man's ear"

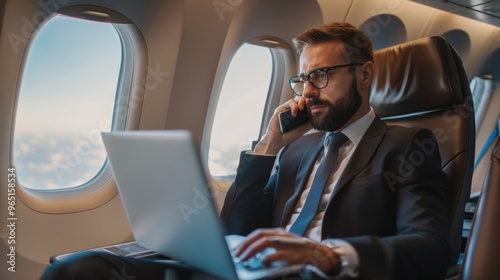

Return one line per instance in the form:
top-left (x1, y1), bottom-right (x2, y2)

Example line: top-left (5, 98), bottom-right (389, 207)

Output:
top-left (358, 61), bottom-right (375, 89)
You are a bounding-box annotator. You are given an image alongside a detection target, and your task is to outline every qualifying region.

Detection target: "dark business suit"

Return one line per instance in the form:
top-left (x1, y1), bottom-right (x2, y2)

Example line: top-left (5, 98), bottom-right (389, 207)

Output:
top-left (221, 116), bottom-right (451, 280)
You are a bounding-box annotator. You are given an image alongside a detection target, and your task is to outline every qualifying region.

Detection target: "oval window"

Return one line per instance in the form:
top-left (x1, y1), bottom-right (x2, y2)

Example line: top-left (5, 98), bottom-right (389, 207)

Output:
top-left (13, 15), bottom-right (122, 190)
top-left (208, 43), bottom-right (273, 178)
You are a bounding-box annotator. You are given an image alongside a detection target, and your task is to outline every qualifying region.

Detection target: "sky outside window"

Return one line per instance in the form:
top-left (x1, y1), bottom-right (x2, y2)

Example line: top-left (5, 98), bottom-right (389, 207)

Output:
top-left (208, 43), bottom-right (272, 177)
top-left (13, 15), bottom-right (122, 190)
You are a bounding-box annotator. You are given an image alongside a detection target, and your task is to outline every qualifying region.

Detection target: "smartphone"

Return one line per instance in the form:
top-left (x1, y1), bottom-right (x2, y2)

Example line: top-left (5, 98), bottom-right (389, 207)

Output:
top-left (278, 108), bottom-right (310, 133)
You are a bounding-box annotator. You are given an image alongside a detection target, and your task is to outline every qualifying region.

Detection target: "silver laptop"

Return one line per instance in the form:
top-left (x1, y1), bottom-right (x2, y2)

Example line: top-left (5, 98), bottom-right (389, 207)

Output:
top-left (101, 130), bottom-right (306, 280)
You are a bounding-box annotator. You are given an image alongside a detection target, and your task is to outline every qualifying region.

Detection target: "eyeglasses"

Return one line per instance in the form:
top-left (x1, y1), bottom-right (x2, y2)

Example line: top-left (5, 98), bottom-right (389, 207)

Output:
top-left (288, 63), bottom-right (363, 96)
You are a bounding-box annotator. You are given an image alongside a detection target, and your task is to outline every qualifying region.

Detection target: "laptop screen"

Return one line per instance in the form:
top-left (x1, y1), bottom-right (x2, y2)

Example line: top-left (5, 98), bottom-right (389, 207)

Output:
top-left (102, 130), bottom-right (238, 280)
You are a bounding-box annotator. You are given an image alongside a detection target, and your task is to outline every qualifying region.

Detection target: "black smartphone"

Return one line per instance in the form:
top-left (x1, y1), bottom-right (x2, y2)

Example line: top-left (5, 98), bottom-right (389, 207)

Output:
top-left (278, 108), bottom-right (310, 133)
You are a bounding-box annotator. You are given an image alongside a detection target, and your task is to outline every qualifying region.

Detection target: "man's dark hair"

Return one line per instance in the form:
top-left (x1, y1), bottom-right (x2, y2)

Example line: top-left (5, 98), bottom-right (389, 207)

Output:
top-left (293, 22), bottom-right (374, 64)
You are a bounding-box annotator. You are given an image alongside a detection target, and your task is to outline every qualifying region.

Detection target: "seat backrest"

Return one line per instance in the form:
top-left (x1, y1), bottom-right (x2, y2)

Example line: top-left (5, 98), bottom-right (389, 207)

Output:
top-left (370, 36), bottom-right (476, 266)
top-left (460, 137), bottom-right (500, 280)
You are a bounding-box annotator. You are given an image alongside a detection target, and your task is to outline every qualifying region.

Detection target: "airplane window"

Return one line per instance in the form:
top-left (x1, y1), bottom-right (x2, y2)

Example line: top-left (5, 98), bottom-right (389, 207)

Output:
top-left (13, 15), bottom-right (121, 190)
top-left (208, 43), bottom-right (272, 178)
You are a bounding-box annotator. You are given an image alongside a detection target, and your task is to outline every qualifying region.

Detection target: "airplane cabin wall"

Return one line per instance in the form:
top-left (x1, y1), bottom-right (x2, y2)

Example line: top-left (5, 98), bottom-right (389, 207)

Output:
top-left (0, 0), bottom-right (183, 279)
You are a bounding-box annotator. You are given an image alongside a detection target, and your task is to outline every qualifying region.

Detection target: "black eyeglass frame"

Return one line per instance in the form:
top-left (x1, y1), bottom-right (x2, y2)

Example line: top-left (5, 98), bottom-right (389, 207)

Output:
top-left (288, 62), bottom-right (364, 96)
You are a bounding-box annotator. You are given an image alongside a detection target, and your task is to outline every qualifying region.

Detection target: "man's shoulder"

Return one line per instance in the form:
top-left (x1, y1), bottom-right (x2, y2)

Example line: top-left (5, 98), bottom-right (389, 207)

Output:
top-left (383, 124), bottom-right (439, 149)
top-left (385, 124), bottom-right (435, 137)
top-left (362, 116), bottom-right (433, 145)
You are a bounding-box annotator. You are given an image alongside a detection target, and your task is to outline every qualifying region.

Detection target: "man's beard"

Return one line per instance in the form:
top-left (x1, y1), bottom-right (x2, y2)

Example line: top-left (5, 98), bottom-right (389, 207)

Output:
top-left (307, 78), bottom-right (362, 132)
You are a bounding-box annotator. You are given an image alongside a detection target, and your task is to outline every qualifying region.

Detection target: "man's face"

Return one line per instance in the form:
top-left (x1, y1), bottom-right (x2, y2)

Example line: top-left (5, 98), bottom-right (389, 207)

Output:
top-left (307, 78), bottom-right (362, 131)
top-left (299, 41), bottom-right (362, 131)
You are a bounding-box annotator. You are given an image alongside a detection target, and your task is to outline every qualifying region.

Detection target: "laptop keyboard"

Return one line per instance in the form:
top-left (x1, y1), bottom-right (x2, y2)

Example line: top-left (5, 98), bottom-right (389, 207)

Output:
top-left (115, 243), bottom-right (150, 254)
top-left (226, 235), bottom-right (288, 272)
top-left (235, 258), bottom-right (265, 271)
top-left (232, 249), bottom-right (290, 272)
top-left (102, 242), bottom-right (159, 258)
top-left (233, 252), bottom-right (268, 271)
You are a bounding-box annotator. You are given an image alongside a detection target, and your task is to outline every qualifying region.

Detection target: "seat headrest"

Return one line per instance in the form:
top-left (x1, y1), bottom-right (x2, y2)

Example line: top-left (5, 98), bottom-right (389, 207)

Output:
top-left (370, 36), bottom-right (466, 118)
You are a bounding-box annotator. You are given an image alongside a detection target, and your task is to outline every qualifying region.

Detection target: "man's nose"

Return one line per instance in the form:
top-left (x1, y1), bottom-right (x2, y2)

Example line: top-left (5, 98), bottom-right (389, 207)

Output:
top-left (302, 79), bottom-right (319, 99)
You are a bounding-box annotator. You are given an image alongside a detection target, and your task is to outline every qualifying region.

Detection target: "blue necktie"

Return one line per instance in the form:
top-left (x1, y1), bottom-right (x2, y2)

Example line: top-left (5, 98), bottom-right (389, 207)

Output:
top-left (288, 132), bottom-right (348, 236)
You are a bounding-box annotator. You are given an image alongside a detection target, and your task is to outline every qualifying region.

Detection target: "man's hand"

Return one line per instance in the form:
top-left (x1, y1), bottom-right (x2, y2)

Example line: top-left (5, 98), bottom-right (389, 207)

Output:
top-left (233, 228), bottom-right (340, 275)
top-left (253, 98), bottom-right (312, 155)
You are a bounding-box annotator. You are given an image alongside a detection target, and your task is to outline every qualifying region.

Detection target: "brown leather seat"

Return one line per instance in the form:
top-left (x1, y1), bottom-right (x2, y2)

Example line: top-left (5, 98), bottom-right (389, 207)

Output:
top-left (460, 137), bottom-right (500, 279)
top-left (370, 36), bottom-right (476, 267)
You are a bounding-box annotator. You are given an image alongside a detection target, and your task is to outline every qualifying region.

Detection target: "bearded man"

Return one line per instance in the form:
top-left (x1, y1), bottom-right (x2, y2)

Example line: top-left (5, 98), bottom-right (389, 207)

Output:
top-left (221, 22), bottom-right (451, 280)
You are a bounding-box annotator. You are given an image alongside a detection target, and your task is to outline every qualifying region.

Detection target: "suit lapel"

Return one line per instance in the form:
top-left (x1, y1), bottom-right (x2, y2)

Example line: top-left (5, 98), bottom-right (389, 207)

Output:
top-left (279, 133), bottom-right (325, 227)
top-left (278, 117), bottom-right (387, 227)
top-left (330, 117), bottom-right (387, 199)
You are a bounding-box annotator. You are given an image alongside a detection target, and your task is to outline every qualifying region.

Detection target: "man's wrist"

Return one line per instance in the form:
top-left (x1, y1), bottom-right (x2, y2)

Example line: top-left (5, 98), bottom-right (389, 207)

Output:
top-left (323, 241), bottom-right (349, 277)
top-left (253, 139), bottom-right (281, 155)
top-left (322, 239), bottom-right (360, 278)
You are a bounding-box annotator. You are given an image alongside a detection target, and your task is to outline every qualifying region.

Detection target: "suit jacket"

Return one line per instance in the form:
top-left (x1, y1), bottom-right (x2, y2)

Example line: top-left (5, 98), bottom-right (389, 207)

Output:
top-left (221, 116), bottom-right (451, 280)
